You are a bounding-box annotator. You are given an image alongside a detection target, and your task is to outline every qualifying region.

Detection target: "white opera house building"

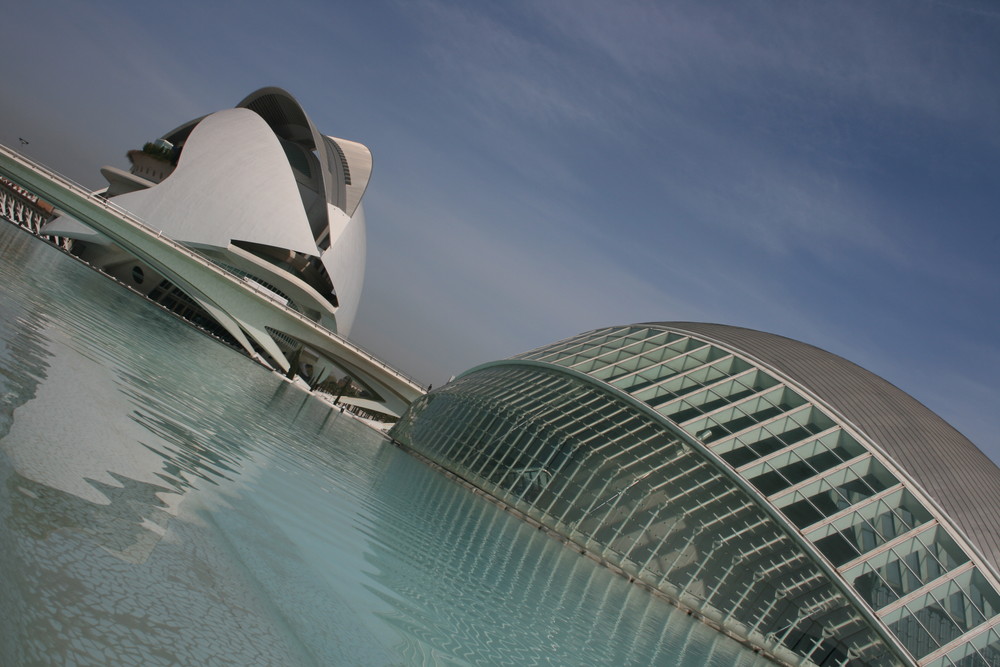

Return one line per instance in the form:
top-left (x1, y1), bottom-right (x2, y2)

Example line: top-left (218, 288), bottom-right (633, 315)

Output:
top-left (44, 87), bottom-right (371, 371)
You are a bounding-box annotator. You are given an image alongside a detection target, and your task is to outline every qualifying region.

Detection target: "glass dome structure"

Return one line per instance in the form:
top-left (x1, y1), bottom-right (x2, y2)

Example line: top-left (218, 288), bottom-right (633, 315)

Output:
top-left (391, 323), bottom-right (1000, 667)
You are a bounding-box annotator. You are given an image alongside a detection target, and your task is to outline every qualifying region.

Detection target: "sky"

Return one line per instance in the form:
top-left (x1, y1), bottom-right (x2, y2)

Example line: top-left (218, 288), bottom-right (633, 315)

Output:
top-left (2, 0), bottom-right (999, 458)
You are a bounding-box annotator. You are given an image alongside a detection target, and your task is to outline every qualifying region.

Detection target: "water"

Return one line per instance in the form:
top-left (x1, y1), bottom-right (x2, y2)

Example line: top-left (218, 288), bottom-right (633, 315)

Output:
top-left (0, 221), bottom-right (771, 666)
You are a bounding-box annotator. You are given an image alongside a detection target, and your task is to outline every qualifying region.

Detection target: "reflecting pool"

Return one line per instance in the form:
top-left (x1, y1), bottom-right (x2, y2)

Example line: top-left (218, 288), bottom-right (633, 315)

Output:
top-left (0, 221), bottom-right (771, 665)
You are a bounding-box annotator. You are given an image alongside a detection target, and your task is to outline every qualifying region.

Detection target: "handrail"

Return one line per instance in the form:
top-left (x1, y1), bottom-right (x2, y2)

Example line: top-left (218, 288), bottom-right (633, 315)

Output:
top-left (0, 143), bottom-right (424, 391)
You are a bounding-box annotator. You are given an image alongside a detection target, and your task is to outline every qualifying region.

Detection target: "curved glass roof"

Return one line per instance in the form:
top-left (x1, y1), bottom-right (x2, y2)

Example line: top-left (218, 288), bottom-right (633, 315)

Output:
top-left (633, 322), bottom-right (1000, 573)
top-left (391, 323), bottom-right (1000, 667)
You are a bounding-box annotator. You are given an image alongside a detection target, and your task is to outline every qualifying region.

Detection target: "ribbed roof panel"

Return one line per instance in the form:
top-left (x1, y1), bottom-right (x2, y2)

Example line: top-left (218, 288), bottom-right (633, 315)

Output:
top-left (644, 322), bottom-right (1000, 573)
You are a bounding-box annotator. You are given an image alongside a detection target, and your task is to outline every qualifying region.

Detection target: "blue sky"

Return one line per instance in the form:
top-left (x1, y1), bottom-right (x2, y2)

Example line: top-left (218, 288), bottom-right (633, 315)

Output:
top-left (2, 0), bottom-right (999, 458)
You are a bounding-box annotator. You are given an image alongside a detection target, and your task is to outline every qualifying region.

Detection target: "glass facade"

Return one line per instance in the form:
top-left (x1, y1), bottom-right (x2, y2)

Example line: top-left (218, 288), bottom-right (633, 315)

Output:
top-left (391, 325), bottom-right (1000, 667)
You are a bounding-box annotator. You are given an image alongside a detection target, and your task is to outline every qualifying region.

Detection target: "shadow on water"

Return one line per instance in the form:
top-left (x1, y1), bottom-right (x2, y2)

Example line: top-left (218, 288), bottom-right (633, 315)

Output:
top-left (6, 470), bottom-right (174, 559)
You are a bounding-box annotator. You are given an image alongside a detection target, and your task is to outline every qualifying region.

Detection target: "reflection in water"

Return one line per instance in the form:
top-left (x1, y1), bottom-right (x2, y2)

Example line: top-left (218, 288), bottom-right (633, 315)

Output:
top-left (359, 451), bottom-right (766, 666)
top-left (0, 222), bottom-right (771, 665)
top-left (0, 278), bottom-right (52, 441)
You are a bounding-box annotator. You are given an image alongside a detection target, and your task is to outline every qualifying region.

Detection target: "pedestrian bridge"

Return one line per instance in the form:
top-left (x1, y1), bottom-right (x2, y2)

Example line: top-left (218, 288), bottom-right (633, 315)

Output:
top-left (0, 144), bottom-right (424, 417)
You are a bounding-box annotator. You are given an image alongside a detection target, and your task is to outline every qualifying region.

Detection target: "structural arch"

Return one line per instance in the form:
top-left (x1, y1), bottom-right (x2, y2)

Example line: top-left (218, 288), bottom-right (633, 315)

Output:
top-left (391, 323), bottom-right (1000, 666)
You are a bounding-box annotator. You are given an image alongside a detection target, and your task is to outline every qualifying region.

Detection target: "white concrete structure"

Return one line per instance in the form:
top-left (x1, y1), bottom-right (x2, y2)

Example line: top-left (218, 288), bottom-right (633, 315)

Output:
top-left (3, 89), bottom-right (420, 416)
top-left (45, 87), bottom-right (369, 337)
top-left (0, 143), bottom-right (424, 417)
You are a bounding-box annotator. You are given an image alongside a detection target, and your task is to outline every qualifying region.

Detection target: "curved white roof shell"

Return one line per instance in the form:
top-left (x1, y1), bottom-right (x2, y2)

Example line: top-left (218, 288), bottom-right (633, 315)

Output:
top-left (320, 201), bottom-right (365, 336)
top-left (41, 86), bottom-right (370, 339)
top-left (112, 108), bottom-right (320, 255)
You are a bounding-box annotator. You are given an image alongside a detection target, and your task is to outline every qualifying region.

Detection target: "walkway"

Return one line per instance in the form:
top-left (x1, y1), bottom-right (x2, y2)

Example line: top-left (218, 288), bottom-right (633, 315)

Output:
top-left (0, 144), bottom-right (424, 417)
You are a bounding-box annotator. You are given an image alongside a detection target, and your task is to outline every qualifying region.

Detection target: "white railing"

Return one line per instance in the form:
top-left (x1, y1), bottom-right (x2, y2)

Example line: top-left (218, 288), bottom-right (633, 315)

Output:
top-left (0, 143), bottom-right (424, 392)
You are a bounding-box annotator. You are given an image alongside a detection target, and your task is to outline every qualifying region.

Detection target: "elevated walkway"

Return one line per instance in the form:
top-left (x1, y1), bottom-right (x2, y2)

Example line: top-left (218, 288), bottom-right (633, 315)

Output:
top-left (0, 144), bottom-right (424, 417)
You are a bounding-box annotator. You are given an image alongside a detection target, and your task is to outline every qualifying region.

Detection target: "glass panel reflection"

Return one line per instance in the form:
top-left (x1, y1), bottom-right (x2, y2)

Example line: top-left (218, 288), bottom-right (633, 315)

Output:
top-left (393, 325), bottom-right (1000, 667)
top-left (392, 361), bottom-right (898, 666)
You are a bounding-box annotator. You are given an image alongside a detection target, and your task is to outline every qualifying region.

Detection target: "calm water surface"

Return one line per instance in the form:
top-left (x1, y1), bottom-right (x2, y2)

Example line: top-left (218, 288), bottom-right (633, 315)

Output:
top-left (0, 222), bottom-right (771, 666)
